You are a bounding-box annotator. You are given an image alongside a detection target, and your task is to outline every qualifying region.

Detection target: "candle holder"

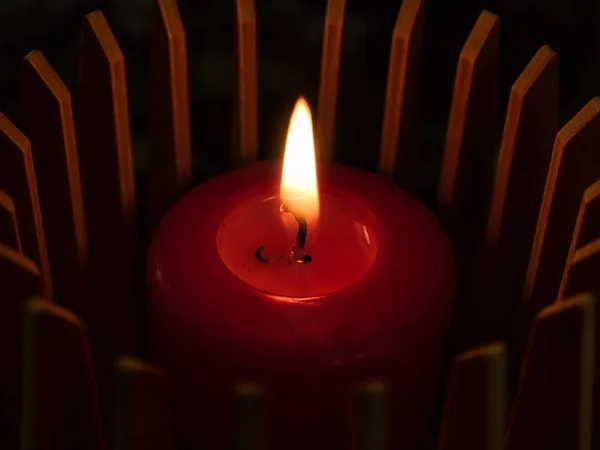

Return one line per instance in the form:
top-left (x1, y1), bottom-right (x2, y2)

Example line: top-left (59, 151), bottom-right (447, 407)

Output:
top-left (0, 0), bottom-right (597, 449)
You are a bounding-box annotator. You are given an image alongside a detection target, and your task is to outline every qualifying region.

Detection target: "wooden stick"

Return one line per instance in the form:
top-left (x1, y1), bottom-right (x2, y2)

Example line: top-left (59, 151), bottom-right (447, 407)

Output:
top-left (438, 342), bottom-right (506, 450)
top-left (559, 239), bottom-right (600, 450)
top-left (315, 0), bottom-right (345, 163)
top-left (21, 298), bottom-right (104, 450)
top-left (437, 10), bottom-right (499, 277)
top-left (234, 0), bottom-right (258, 166)
top-left (0, 243), bottom-right (42, 448)
top-left (507, 293), bottom-right (595, 450)
top-left (0, 113), bottom-right (52, 299)
top-left (114, 357), bottom-right (174, 450)
top-left (77, 10), bottom-right (138, 431)
top-left (234, 382), bottom-right (264, 450)
top-left (358, 381), bottom-right (387, 450)
top-left (147, 0), bottom-right (192, 234)
top-left (516, 97), bottom-right (600, 360)
top-left (378, 0), bottom-right (424, 191)
top-left (0, 191), bottom-right (22, 252)
top-left (474, 46), bottom-right (558, 327)
top-left (19, 50), bottom-right (88, 308)
top-left (558, 180), bottom-right (600, 300)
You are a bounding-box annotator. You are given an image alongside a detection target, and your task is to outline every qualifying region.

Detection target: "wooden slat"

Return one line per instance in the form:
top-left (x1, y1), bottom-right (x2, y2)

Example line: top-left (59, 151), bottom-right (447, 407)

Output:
top-left (147, 0), bottom-right (192, 234)
top-left (315, 0), bottom-right (345, 163)
top-left (517, 97), bottom-right (600, 356)
top-left (474, 46), bottom-right (558, 327)
top-left (558, 181), bottom-right (600, 300)
top-left (21, 298), bottom-right (104, 450)
top-left (0, 191), bottom-right (22, 251)
top-left (77, 8), bottom-right (137, 360)
top-left (234, 0), bottom-right (258, 166)
top-left (0, 243), bottom-right (42, 449)
top-left (378, 0), bottom-right (424, 191)
top-left (0, 113), bottom-right (52, 299)
top-left (438, 11), bottom-right (499, 276)
top-left (235, 382), bottom-right (264, 450)
top-left (358, 381), bottom-right (387, 450)
top-left (507, 293), bottom-right (595, 450)
top-left (19, 50), bottom-right (88, 308)
top-left (438, 342), bottom-right (506, 450)
top-left (114, 357), bottom-right (174, 450)
top-left (559, 239), bottom-right (600, 450)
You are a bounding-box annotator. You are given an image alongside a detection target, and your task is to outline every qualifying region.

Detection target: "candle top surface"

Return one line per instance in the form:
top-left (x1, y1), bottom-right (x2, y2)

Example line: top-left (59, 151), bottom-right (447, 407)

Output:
top-left (148, 162), bottom-right (456, 372)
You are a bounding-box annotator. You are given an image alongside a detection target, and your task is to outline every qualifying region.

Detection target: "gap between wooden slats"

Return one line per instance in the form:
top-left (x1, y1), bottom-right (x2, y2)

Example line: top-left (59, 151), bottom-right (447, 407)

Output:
top-left (378, 0), bottom-right (424, 192)
top-left (437, 11), bottom-right (499, 291)
top-left (507, 293), bottom-right (595, 450)
top-left (114, 357), bottom-right (174, 450)
top-left (0, 113), bottom-right (52, 299)
top-left (473, 46), bottom-right (558, 336)
top-left (315, 0), bottom-right (345, 163)
top-left (147, 0), bottom-right (192, 235)
top-left (234, 0), bottom-right (258, 166)
top-left (0, 244), bottom-right (42, 449)
top-left (0, 191), bottom-right (22, 252)
top-left (21, 298), bottom-right (104, 450)
top-left (515, 97), bottom-right (600, 367)
top-left (438, 342), bottom-right (506, 450)
top-left (19, 50), bottom-right (88, 308)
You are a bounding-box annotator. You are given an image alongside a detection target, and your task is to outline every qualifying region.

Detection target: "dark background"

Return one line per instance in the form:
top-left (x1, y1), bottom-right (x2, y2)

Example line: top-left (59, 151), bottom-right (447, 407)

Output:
top-left (0, 0), bottom-right (599, 203)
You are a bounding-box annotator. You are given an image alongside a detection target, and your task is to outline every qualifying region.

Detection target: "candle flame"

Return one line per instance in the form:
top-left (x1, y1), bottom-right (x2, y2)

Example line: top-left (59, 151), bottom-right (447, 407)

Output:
top-left (280, 97), bottom-right (319, 222)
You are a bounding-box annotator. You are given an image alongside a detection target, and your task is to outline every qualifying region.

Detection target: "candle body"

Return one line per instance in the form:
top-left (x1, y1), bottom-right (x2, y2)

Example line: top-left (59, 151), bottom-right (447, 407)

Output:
top-left (147, 162), bottom-right (455, 450)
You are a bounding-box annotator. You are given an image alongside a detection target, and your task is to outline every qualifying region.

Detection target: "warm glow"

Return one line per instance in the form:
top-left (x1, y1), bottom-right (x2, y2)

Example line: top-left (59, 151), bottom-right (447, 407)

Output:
top-left (280, 97), bottom-right (319, 221)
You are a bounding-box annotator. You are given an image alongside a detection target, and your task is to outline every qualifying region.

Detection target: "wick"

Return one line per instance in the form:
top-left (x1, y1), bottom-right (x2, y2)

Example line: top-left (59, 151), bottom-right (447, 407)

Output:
top-left (281, 203), bottom-right (312, 264)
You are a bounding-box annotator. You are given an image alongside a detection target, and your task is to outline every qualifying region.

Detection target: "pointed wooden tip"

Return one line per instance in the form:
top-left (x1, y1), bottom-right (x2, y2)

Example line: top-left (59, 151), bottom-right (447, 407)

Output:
top-left (82, 10), bottom-right (124, 64)
top-left (156, 0), bottom-right (186, 38)
top-left (439, 342), bottom-right (506, 450)
top-left (556, 97), bottom-right (600, 146)
top-left (0, 191), bottom-right (22, 252)
top-left (236, 0), bottom-right (256, 23)
top-left (22, 50), bottom-right (70, 101)
top-left (0, 240), bottom-right (40, 278)
top-left (460, 10), bottom-right (499, 64)
top-left (25, 296), bottom-right (83, 327)
top-left (512, 45), bottom-right (557, 96)
top-left (117, 356), bottom-right (163, 376)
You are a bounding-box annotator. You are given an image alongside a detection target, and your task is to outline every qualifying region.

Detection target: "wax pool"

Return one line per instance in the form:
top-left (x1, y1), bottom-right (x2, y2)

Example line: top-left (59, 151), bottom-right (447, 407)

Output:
top-left (147, 161), bottom-right (456, 450)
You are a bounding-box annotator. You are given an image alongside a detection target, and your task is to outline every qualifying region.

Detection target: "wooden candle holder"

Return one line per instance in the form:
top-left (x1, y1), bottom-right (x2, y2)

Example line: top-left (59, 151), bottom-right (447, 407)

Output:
top-left (0, 0), bottom-right (598, 449)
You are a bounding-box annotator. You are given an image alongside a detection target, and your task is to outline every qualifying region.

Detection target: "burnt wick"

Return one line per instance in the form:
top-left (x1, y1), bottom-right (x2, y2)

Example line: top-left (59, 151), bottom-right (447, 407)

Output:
top-left (255, 246), bottom-right (270, 263)
top-left (281, 203), bottom-right (312, 264)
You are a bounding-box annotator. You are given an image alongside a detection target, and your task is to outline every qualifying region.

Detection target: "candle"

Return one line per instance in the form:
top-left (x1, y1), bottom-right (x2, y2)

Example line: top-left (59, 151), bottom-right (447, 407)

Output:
top-left (147, 98), bottom-right (456, 450)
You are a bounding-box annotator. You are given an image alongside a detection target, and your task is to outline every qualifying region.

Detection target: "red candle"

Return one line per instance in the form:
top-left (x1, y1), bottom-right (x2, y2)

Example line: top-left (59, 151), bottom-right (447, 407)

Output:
top-left (147, 98), bottom-right (455, 450)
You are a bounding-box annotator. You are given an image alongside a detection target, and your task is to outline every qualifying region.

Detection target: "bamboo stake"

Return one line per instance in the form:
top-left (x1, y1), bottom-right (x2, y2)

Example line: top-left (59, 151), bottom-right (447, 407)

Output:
top-left (147, 0), bottom-right (192, 234)
top-left (19, 50), bottom-right (88, 308)
top-left (234, 0), bottom-right (258, 166)
top-left (0, 113), bottom-right (52, 299)
top-left (316, 0), bottom-right (345, 163)
top-left (21, 298), bottom-right (104, 450)
top-left (378, 0), bottom-right (424, 191)
top-left (507, 293), bottom-right (595, 450)
top-left (114, 357), bottom-right (174, 450)
top-left (438, 342), bottom-right (506, 450)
